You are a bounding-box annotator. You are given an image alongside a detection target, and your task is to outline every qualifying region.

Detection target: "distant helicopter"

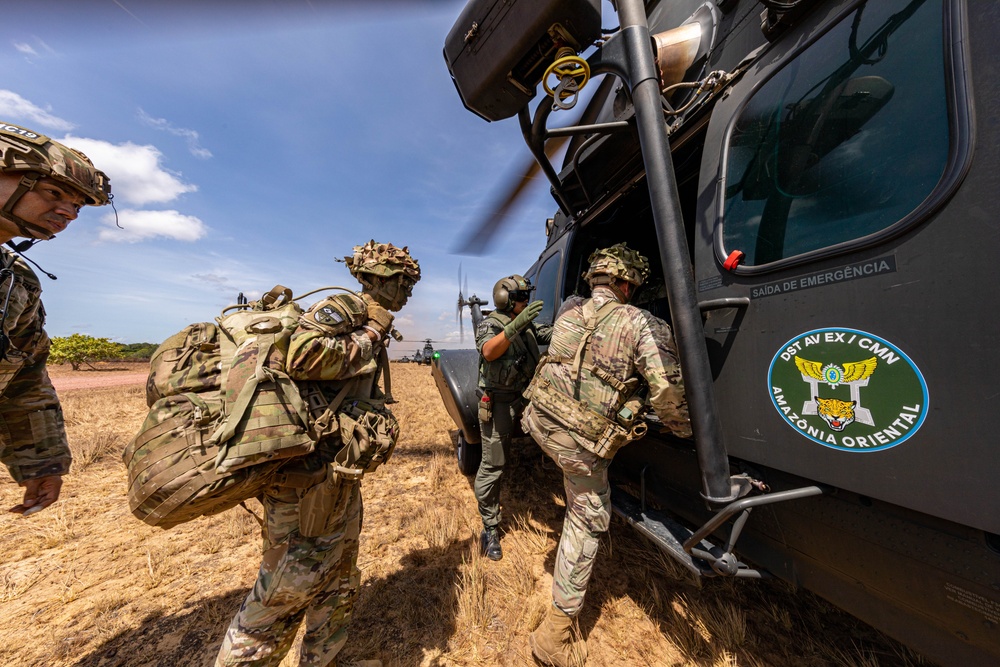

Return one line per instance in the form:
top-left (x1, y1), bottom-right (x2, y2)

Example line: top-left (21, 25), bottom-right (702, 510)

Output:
top-left (432, 1), bottom-right (999, 665)
top-left (398, 339), bottom-right (443, 366)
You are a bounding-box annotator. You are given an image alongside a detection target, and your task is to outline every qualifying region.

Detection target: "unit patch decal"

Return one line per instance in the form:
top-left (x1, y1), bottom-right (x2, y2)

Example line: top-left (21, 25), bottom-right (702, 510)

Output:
top-left (768, 328), bottom-right (928, 452)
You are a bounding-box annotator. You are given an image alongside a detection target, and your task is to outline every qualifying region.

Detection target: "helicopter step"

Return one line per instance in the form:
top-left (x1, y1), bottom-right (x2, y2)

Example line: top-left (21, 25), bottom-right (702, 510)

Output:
top-left (611, 486), bottom-right (768, 580)
top-left (611, 488), bottom-right (716, 579)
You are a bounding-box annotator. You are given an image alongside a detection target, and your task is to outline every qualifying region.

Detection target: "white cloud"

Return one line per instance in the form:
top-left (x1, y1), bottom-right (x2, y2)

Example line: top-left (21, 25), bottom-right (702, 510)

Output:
top-left (60, 136), bottom-right (197, 206)
top-left (99, 209), bottom-right (207, 243)
top-left (13, 43), bottom-right (37, 57)
top-left (137, 108), bottom-right (213, 159)
top-left (0, 90), bottom-right (75, 131)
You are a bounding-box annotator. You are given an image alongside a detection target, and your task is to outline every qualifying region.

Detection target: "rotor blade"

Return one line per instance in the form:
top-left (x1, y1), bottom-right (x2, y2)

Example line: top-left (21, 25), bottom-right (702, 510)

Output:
top-left (453, 151), bottom-right (550, 255)
top-left (455, 78), bottom-right (611, 255)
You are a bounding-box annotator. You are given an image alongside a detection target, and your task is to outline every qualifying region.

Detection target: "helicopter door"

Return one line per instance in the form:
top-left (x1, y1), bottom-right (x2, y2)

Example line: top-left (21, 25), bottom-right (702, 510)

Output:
top-left (692, 0), bottom-right (992, 533)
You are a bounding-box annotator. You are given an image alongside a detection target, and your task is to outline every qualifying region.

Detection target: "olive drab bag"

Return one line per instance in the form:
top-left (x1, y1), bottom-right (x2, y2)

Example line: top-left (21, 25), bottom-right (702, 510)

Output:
top-left (124, 286), bottom-right (317, 529)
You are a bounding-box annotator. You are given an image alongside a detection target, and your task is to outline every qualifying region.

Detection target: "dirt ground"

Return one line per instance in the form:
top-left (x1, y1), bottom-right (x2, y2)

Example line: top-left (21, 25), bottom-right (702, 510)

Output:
top-left (48, 362), bottom-right (148, 392)
top-left (0, 363), bottom-right (929, 666)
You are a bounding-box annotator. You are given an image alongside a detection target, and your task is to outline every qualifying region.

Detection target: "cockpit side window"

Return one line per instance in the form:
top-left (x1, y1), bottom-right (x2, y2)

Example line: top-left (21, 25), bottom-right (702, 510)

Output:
top-left (719, 0), bottom-right (965, 269)
top-left (533, 252), bottom-right (562, 324)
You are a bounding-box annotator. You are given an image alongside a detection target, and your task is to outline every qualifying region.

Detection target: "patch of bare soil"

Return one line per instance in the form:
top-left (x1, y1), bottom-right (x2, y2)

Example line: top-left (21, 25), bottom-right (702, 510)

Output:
top-left (0, 364), bottom-right (928, 666)
top-left (48, 361), bottom-right (150, 392)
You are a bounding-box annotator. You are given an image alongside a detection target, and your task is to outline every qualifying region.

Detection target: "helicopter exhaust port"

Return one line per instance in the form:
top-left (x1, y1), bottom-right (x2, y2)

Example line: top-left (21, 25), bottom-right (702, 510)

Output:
top-left (651, 22), bottom-right (704, 91)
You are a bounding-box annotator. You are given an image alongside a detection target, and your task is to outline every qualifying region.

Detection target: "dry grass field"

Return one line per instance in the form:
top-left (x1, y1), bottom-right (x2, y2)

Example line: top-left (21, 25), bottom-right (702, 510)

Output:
top-left (0, 364), bottom-right (932, 666)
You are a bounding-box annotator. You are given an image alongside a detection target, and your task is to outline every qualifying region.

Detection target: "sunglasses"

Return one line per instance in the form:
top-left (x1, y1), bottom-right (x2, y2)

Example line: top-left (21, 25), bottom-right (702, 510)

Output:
top-left (510, 290), bottom-right (531, 302)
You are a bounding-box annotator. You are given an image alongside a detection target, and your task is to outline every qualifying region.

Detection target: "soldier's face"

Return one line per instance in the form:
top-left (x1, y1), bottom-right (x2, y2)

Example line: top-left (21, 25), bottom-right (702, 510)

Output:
top-left (510, 290), bottom-right (530, 314)
top-left (370, 275), bottom-right (415, 311)
top-left (0, 174), bottom-right (85, 240)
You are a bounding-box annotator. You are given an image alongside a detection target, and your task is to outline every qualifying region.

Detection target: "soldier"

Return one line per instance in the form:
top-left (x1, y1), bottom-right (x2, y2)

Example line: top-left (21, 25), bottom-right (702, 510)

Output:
top-left (521, 243), bottom-right (690, 667)
top-left (215, 241), bottom-right (420, 667)
top-left (0, 121), bottom-right (111, 517)
top-left (474, 275), bottom-right (551, 560)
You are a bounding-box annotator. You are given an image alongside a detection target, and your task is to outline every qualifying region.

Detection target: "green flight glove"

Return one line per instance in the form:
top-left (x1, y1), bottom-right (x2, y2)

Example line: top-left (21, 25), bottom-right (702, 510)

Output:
top-left (503, 300), bottom-right (544, 338)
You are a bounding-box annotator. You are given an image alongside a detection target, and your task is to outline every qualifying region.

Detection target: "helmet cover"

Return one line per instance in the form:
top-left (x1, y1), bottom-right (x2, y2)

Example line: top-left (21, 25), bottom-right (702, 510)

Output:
top-left (0, 121), bottom-right (111, 205)
top-left (582, 243), bottom-right (650, 288)
top-left (344, 240), bottom-right (421, 285)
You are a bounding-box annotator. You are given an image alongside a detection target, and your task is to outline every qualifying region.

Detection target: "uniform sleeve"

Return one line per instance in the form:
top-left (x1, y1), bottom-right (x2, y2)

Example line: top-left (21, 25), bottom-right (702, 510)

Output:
top-left (0, 359), bottom-right (71, 483)
top-left (534, 322), bottom-right (554, 345)
top-left (632, 311), bottom-right (692, 439)
top-left (475, 317), bottom-right (504, 354)
top-left (286, 299), bottom-right (377, 381)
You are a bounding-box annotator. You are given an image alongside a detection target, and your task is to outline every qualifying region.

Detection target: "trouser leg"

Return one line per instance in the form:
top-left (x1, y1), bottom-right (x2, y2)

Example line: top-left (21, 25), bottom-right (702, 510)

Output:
top-left (473, 399), bottom-right (515, 527)
top-left (299, 485), bottom-right (362, 666)
top-left (216, 482), bottom-right (361, 667)
top-left (522, 403), bottom-right (611, 617)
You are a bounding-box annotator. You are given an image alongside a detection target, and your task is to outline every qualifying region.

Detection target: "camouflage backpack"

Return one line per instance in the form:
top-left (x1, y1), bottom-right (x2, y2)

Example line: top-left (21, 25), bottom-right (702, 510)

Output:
top-left (123, 286), bottom-right (322, 529)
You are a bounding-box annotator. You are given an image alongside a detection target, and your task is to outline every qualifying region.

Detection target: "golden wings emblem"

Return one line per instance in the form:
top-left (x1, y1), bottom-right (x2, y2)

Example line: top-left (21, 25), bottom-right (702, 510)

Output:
top-left (794, 355), bottom-right (877, 388)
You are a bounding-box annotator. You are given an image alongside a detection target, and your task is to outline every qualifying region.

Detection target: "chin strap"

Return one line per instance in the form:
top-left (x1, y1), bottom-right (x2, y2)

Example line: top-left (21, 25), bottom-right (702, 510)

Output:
top-left (1, 173), bottom-right (55, 240)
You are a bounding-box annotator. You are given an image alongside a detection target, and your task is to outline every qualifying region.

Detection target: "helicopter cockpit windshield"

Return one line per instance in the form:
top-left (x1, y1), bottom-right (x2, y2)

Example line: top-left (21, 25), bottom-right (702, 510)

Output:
top-left (721, 0), bottom-right (948, 267)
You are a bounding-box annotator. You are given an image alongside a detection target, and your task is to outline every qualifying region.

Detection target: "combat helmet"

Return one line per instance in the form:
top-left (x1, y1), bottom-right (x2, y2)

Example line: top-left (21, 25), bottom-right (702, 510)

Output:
top-left (0, 121), bottom-right (111, 238)
top-left (583, 243), bottom-right (650, 289)
top-left (344, 240), bottom-right (421, 289)
top-left (493, 274), bottom-right (533, 312)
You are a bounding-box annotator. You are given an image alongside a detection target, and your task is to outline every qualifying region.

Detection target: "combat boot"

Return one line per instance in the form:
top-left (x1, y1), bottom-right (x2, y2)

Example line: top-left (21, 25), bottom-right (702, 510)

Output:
top-left (480, 525), bottom-right (502, 561)
top-left (529, 604), bottom-right (587, 667)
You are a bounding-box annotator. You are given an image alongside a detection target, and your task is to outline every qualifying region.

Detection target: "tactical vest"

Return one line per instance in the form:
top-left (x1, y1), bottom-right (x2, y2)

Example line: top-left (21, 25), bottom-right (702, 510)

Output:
top-left (524, 298), bottom-right (649, 458)
top-left (478, 310), bottom-right (540, 393)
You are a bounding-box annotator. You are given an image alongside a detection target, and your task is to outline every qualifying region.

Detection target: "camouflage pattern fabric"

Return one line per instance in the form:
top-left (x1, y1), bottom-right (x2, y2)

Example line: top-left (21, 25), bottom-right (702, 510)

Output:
top-left (286, 295), bottom-right (378, 382)
top-left (520, 286), bottom-right (690, 617)
top-left (145, 322), bottom-right (221, 406)
top-left (0, 120), bottom-right (111, 206)
top-left (0, 251), bottom-right (70, 483)
top-left (217, 289), bottom-right (387, 666)
top-left (215, 481), bottom-right (362, 667)
top-left (342, 240), bottom-right (421, 283)
top-left (534, 287), bottom-right (690, 442)
top-left (474, 311), bottom-right (551, 527)
top-left (521, 402), bottom-right (610, 616)
top-left (581, 243), bottom-right (650, 287)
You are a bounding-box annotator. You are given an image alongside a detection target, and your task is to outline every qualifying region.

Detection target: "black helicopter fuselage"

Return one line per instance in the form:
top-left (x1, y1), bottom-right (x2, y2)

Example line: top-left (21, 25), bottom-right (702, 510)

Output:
top-left (435, 0), bottom-right (999, 664)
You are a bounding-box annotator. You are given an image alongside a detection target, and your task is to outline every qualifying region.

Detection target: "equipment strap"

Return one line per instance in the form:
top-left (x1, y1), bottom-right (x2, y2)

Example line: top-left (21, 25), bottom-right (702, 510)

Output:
top-left (208, 332), bottom-right (309, 467)
top-left (377, 344), bottom-right (395, 404)
top-left (569, 299), bottom-right (622, 398)
top-left (310, 381), bottom-right (356, 440)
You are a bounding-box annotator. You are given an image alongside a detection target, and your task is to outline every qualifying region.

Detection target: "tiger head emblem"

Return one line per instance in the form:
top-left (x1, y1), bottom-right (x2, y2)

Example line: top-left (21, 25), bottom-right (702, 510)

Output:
top-left (815, 396), bottom-right (856, 431)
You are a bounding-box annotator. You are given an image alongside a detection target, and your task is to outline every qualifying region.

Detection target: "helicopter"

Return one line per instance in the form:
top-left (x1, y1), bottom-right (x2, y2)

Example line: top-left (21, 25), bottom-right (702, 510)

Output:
top-left (431, 0), bottom-right (999, 665)
top-left (416, 339), bottom-right (444, 365)
top-left (398, 339), bottom-right (443, 366)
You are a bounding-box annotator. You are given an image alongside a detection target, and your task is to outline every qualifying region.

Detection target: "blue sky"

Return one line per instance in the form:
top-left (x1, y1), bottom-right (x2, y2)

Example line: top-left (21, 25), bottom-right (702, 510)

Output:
top-left (0, 0), bottom-right (586, 357)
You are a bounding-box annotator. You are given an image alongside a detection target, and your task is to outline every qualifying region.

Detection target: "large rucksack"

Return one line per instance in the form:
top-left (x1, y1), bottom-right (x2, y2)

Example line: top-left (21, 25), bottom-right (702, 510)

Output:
top-left (124, 286), bottom-right (333, 528)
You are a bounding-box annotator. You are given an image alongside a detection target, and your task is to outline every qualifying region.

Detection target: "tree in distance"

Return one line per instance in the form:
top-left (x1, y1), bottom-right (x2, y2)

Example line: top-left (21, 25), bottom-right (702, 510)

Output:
top-left (120, 342), bottom-right (159, 361)
top-left (48, 333), bottom-right (126, 370)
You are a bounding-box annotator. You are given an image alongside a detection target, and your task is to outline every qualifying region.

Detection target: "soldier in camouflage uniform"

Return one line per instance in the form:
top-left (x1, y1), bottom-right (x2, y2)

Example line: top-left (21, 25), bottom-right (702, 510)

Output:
top-left (0, 121), bottom-right (111, 517)
top-left (521, 244), bottom-right (690, 667)
top-left (215, 241), bottom-right (420, 667)
top-left (474, 274), bottom-right (551, 560)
